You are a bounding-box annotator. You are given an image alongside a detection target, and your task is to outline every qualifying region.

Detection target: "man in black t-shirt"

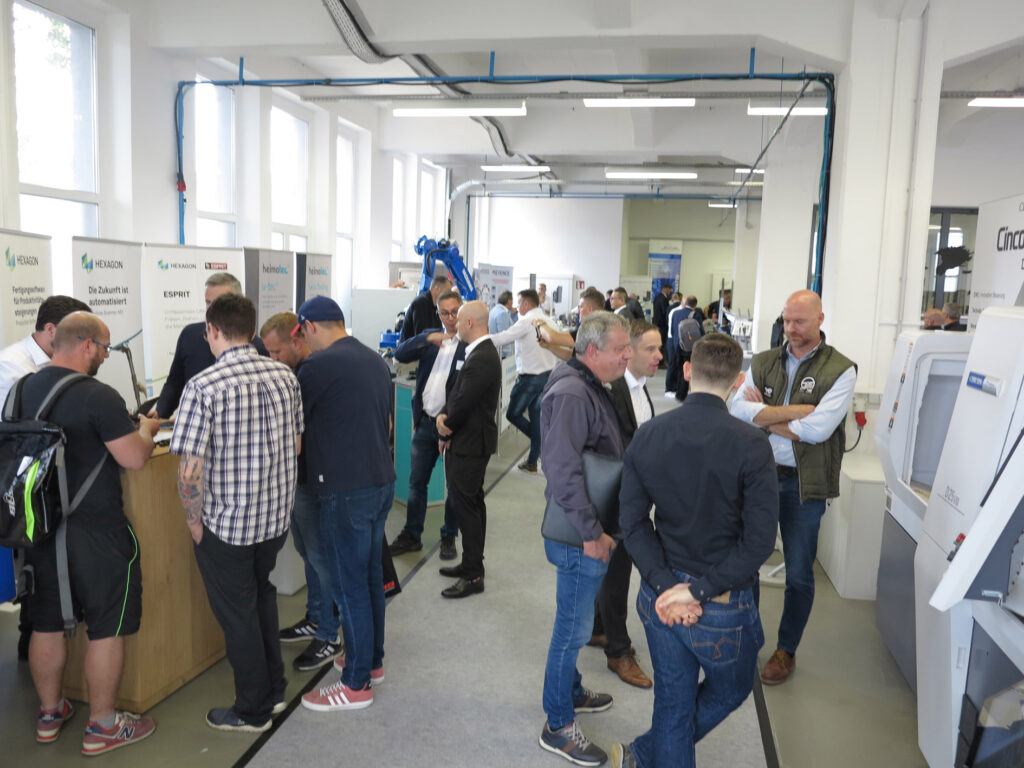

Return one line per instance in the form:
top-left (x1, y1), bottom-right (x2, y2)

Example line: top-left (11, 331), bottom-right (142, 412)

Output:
top-left (18, 312), bottom-right (159, 755)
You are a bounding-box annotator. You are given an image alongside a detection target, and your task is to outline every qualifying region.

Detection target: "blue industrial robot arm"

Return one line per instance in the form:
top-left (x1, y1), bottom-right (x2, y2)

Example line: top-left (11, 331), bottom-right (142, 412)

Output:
top-left (415, 236), bottom-right (477, 300)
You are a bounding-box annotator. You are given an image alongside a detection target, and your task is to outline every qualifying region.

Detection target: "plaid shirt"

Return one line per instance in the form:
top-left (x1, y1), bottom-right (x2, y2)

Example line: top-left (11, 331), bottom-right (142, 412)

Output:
top-left (170, 345), bottom-right (303, 546)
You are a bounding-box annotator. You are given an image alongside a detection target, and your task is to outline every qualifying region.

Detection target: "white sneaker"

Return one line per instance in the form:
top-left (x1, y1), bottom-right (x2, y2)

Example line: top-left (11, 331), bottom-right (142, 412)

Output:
top-left (664, 391), bottom-right (676, 398)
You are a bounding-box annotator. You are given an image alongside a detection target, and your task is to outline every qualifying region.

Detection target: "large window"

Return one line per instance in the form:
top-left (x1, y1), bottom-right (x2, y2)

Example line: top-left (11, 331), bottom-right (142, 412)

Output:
top-left (13, 0), bottom-right (98, 290)
top-left (391, 156), bottom-right (406, 261)
top-left (922, 208), bottom-right (978, 317)
top-left (336, 128), bottom-right (355, 272)
top-left (193, 81), bottom-right (236, 247)
top-left (419, 160), bottom-right (446, 237)
top-left (270, 106), bottom-right (309, 249)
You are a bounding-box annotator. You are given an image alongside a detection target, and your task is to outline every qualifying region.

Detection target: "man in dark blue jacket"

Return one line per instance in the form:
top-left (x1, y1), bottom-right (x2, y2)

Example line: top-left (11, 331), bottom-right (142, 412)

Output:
top-left (389, 291), bottom-right (465, 561)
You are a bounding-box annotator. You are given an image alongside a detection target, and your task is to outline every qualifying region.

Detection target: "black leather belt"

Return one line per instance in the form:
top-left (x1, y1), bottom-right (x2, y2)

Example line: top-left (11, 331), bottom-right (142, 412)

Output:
top-left (777, 465), bottom-right (798, 478)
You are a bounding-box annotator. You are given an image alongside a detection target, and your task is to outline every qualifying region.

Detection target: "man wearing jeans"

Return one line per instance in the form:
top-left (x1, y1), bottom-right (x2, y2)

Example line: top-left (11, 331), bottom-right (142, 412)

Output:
top-left (172, 294), bottom-right (303, 733)
top-left (260, 312), bottom-right (341, 671)
top-left (537, 311), bottom-right (632, 767)
top-left (612, 333), bottom-right (779, 768)
top-left (730, 289), bottom-right (856, 685)
top-left (489, 289), bottom-right (558, 473)
top-left (292, 296), bottom-right (396, 713)
top-left (389, 290), bottom-right (465, 560)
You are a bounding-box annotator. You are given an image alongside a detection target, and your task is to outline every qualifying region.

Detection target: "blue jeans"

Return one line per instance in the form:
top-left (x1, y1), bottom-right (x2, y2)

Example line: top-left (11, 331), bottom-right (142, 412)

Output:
top-left (776, 474), bottom-right (827, 653)
top-left (403, 415), bottom-right (459, 541)
top-left (542, 539), bottom-right (609, 730)
top-left (506, 372), bottom-right (549, 466)
top-left (631, 576), bottom-right (763, 768)
top-left (319, 482), bottom-right (395, 689)
top-left (290, 485), bottom-right (340, 642)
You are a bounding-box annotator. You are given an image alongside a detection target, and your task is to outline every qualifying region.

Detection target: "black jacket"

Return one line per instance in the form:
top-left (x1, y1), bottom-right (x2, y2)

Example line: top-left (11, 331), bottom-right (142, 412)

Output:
top-left (400, 291), bottom-right (440, 342)
top-left (441, 339), bottom-right (501, 457)
top-left (608, 376), bottom-right (653, 448)
top-left (652, 292), bottom-right (671, 335)
top-left (394, 328), bottom-right (466, 425)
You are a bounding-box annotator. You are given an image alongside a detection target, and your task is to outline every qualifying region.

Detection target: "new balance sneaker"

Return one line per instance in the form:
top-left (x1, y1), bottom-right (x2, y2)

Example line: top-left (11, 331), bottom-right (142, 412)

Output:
top-left (81, 711), bottom-right (156, 756)
top-left (37, 699), bottom-right (74, 743)
top-left (279, 616), bottom-right (318, 644)
top-left (573, 687), bottom-right (613, 713)
top-left (388, 531), bottom-right (423, 556)
top-left (538, 721), bottom-right (608, 767)
top-left (301, 679), bottom-right (373, 712)
top-left (205, 707), bottom-right (271, 733)
top-left (333, 654), bottom-right (384, 685)
top-left (293, 638), bottom-right (343, 671)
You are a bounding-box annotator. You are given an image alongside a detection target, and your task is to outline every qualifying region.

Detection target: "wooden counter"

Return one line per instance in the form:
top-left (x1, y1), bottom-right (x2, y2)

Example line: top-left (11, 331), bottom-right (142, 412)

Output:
top-left (62, 449), bottom-right (225, 712)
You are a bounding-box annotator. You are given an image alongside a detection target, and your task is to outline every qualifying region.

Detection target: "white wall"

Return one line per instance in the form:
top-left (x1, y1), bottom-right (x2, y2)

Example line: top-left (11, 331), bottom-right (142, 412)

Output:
top-left (733, 200), bottom-right (761, 316)
top-left (932, 110), bottom-right (1024, 208)
top-left (476, 197), bottom-right (624, 292)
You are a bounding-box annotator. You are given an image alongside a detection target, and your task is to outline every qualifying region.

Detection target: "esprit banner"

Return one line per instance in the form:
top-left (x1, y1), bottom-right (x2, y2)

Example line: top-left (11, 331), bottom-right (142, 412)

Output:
top-left (140, 244), bottom-right (245, 397)
top-left (0, 228), bottom-right (52, 346)
top-left (72, 237), bottom-right (146, 408)
top-left (244, 248), bottom-right (296, 328)
top-left (969, 192), bottom-right (1024, 330)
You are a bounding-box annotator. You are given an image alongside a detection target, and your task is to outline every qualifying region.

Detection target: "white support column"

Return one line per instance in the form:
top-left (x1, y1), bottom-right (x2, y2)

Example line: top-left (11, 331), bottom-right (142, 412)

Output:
top-left (0, 0), bottom-right (19, 229)
top-left (733, 199), bottom-right (761, 319)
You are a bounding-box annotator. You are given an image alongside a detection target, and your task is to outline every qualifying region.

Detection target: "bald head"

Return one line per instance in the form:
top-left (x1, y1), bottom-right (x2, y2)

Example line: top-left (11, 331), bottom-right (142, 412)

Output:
top-left (51, 312), bottom-right (111, 376)
top-left (782, 289), bottom-right (824, 357)
top-left (457, 300), bottom-right (490, 344)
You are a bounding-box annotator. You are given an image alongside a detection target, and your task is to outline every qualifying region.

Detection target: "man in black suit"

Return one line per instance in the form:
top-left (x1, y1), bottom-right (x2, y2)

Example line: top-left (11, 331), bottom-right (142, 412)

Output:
top-left (399, 274), bottom-right (452, 342)
top-left (651, 283), bottom-right (673, 351)
top-left (150, 272), bottom-right (268, 418)
top-left (590, 320), bottom-right (659, 690)
top-left (436, 301), bottom-right (502, 599)
top-left (390, 291), bottom-right (465, 560)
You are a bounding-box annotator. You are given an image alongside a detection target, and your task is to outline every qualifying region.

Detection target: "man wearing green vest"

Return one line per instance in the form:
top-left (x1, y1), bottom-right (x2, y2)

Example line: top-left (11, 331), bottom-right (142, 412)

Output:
top-left (730, 289), bottom-right (856, 685)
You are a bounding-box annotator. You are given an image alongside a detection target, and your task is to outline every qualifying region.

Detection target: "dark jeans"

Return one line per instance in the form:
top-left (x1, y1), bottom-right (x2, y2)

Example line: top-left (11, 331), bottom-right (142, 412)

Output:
top-left (776, 473), bottom-right (827, 653)
top-left (403, 414), bottom-right (459, 541)
top-left (319, 482), bottom-right (395, 689)
top-left (506, 372), bottom-right (549, 466)
top-left (290, 485), bottom-right (340, 642)
top-left (631, 577), bottom-right (763, 768)
top-left (444, 452), bottom-right (490, 579)
top-left (665, 343), bottom-right (679, 393)
top-left (592, 540), bottom-right (633, 658)
top-left (194, 529), bottom-right (287, 725)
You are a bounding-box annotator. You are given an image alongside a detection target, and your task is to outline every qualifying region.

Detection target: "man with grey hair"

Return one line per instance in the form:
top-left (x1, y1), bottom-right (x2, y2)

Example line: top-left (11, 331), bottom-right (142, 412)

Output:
top-left (537, 311), bottom-right (633, 767)
top-left (941, 301), bottom-right (965, 331)
top-left (152, 272), bottom-right (268, 418)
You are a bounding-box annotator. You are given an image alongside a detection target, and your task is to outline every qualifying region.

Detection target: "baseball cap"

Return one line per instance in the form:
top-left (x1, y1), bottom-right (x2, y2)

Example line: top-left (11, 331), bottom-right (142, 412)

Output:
top-left (292, 295), bottom-right (344, 337)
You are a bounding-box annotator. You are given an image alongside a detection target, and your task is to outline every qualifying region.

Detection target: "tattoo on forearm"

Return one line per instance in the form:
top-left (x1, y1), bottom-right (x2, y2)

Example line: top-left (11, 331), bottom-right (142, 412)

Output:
top-left (177, 454), bottom-right (205, 525)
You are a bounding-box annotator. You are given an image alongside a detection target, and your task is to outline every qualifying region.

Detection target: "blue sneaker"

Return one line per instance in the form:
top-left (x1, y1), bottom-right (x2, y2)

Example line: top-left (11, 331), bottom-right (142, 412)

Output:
top-left (205, 707), bottom-right (270, 733)
top-left (37, 699), bottom-right (74, 743)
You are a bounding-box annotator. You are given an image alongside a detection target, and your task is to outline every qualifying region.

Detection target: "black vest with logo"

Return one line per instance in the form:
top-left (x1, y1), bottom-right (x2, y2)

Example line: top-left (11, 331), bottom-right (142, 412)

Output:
top-left (750, 341), bottom-right (856, 501)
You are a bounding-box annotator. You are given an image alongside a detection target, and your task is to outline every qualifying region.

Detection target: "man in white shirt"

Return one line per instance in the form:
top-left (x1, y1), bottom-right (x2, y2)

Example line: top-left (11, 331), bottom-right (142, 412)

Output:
top-left (0, 295), bottom-right (91, 409)
top-left (489, 289), bottom-right (558, 473)
top-left (0, 294), bottom-right (90, 661)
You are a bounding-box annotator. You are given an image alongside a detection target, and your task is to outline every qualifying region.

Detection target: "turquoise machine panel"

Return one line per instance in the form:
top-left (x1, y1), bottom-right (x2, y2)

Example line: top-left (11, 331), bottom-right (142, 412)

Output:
top-left (393, 380), bottom-right (446, 504)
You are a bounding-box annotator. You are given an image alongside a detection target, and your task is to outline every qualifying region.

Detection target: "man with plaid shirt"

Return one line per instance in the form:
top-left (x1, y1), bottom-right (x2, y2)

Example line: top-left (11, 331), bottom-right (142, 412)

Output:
top-left (170, 294), bottom-right (303, 733)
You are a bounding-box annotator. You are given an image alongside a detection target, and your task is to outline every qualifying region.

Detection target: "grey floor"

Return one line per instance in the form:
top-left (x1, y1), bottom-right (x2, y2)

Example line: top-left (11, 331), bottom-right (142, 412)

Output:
top-left (0, 370), bottom-right (924, 767)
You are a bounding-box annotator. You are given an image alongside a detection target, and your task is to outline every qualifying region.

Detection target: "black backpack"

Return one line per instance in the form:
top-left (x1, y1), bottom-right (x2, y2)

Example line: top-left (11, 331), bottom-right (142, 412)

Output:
top-left (1, 372), bottom-right (107, 633)
top-left (677, 309), bottom-right (703, 354)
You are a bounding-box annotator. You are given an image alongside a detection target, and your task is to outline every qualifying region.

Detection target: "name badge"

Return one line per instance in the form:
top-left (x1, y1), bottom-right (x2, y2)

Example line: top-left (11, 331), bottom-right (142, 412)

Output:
top-left (455, 360), bottom-right (465, 371)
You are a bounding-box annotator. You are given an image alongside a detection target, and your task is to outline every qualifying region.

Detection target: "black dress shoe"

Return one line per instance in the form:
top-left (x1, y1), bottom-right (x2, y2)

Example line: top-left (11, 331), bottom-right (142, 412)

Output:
top-left (441, 577), bottom-right (484, 598)
top-left (439, 564), bottom-right (464, 578)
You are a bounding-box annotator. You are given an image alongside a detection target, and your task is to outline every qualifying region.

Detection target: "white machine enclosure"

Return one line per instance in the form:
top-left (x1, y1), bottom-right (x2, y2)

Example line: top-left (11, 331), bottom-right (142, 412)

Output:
top-left (915, 306), bottom-right (1024, 768)
top-left (875, 330), bottom-right (971, 692)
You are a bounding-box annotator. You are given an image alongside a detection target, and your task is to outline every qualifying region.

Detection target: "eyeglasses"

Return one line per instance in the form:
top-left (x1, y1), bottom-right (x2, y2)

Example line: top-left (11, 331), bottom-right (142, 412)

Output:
top-left (438, 310), bottom-right (459, 319)
top-left (77, 335), bottom-right (113, 351)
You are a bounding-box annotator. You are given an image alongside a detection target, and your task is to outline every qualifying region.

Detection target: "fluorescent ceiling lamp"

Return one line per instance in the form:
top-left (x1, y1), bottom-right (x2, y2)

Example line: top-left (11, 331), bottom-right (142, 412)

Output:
top-left (708, 201), bottom-right (737, 208)
top-left (605, 169), bottom-right (698, 180)
top-left (583, 97), bottom-right (696, 108)
top-left (393, 101), bottom-right (526, 117)
top-left (480, 164), bottom-right (551, 173)
top-left (734, 168), bottom-right (765, 174)
top-left (727, 180), bottom-right (763, 186)
top-left (747, 101), bottom-right (827, 116)
top-left (968, 97), bottom-right (1024, 108)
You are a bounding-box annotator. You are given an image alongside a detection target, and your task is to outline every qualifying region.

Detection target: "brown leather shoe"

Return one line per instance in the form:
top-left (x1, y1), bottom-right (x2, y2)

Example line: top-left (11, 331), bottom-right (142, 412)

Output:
top-left (607, 654), bottom-right (653, 689)
top-left (586, 633), bottom-right (608, 648)
top-left (760, 649), bottom-right (795, 685)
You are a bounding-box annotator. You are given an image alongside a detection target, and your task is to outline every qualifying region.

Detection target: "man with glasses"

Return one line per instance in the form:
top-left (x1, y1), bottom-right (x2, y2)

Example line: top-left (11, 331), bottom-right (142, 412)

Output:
top-left (19, 312), bottom-right (160, 754)
top-left (151, 272), bottom-right (267, 418)
top-left (389, 291), bottom-right (465, 560)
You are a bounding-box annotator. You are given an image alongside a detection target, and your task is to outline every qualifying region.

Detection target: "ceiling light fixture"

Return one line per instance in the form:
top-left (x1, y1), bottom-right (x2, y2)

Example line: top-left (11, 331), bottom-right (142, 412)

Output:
top-left (727, 180), bottom-right (764, 187)
top-left (734, 168), bottom-right (765, 174)
top-left (480, 164), bottom-right (551, 173)
top-left (967, 97), bottom-right (1024, 108)
top-left (393, 101), bottom-right (527, 117)
top-left (583, 97), bottom-right (696, 108)
top-left (708, 201), bottom-right (737, 208)
top-left (747, 100), bottom-right (827, 116)
top-left (604, 168), bottom-right (698, 180)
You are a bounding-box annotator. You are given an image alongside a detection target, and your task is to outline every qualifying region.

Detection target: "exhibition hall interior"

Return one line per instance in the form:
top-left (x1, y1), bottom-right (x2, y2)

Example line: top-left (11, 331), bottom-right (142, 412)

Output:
top-left (1, 0), bottom-right (1024, 766)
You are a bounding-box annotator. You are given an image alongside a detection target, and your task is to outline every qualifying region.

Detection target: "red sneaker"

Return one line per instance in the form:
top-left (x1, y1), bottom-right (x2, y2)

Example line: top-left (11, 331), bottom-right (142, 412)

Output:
top-left (37, 699), bottom-right (74, 743)
top-left (81, 711), bottom-right (156, 756)
top-left (301, 679), bottom-right (373, 712)
top-left (332, 654), bottom-right (384, 685)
